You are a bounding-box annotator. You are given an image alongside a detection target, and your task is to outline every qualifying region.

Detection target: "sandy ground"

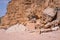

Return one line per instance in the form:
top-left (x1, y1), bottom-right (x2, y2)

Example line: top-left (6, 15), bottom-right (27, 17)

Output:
top-left (0, 30), bottom-right (60, 40)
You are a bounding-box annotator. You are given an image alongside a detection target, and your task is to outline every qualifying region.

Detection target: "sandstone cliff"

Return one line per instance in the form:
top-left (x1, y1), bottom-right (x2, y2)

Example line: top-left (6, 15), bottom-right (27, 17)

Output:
top-left (0, 0), bottom-right (60, 30)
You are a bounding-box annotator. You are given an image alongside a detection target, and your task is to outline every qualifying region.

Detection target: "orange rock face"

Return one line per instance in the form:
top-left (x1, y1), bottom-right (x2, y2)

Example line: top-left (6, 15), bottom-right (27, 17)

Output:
top-left (0, 0), bottom-right (60, 30)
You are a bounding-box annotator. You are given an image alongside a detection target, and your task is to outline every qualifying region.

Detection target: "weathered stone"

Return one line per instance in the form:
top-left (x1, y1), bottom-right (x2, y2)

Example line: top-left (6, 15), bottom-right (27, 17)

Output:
top-left (43, 7), bottom-right (56, 17)
top-left (44, 20), bottom-right (60, 28)
top-left (40, 28), bottom-right (52, 33)
top-left (6, 24), bottom-right (27, 33)
top-left (57, 10), bottom-right (60, 20)
top-left (40, 26), bottom-right (59, 33)
top-left (51, 26), bottom-right (59, 31)
top-left (26, 22), bottom-right (36, 31)
top-left (0, 0), bottom-right (60, 33)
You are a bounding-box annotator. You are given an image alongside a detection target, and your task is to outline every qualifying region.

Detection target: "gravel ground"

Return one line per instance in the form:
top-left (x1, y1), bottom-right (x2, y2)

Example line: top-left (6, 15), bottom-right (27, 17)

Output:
top-left (0, 29), bottom-right (60, 40)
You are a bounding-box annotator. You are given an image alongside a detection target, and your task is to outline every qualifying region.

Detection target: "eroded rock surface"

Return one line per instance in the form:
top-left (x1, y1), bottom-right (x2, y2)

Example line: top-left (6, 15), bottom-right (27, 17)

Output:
top-left (0, 0), bottom-right (60, 33)
top-left (5, 23), bottom-right (27, 33)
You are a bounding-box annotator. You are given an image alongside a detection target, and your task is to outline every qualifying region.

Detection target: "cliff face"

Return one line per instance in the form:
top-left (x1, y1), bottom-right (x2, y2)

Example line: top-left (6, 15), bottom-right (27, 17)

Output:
top-left (0, 0), bottom-right (60, 29)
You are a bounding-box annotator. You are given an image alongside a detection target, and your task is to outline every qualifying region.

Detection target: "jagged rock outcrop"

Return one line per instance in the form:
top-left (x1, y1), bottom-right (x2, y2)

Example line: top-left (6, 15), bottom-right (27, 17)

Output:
top-left (0, 0), bottom-right (60, 32)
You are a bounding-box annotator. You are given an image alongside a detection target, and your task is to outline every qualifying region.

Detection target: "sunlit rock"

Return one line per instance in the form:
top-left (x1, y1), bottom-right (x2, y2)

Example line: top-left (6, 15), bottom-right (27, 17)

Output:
top-left (6, 24), bottom-right (27, 33)
top-left (43, 7), bottom-right (56, 17)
